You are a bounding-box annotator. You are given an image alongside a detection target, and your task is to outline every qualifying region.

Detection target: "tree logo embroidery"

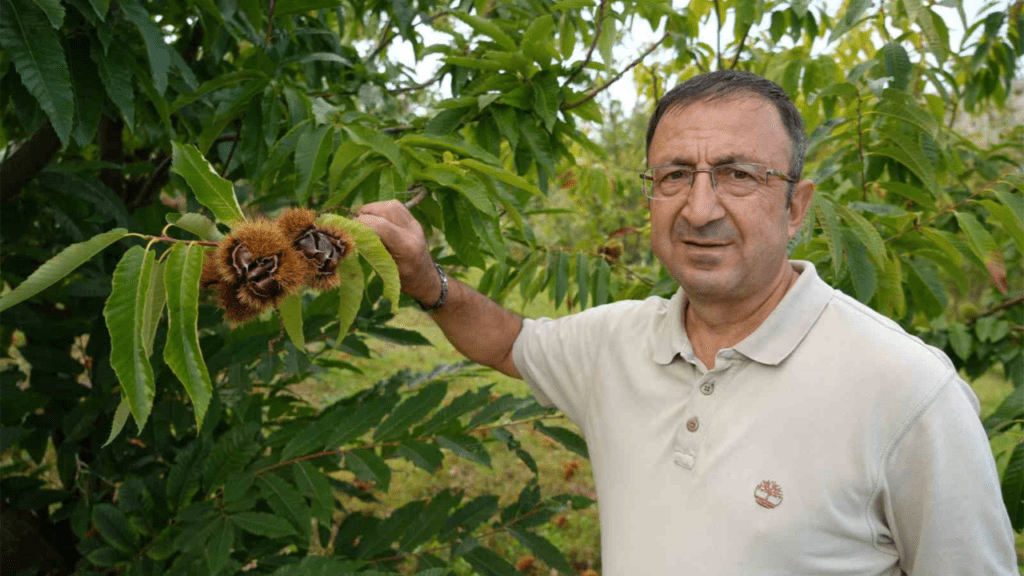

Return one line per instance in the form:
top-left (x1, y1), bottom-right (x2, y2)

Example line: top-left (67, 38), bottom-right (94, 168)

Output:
top-left (754, 480), bottom-right (784, 509)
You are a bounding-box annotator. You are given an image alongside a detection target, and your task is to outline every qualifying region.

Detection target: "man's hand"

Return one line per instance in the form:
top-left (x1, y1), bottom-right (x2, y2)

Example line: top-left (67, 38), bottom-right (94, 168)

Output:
top-left (355, 200), bottom-right (441, 307)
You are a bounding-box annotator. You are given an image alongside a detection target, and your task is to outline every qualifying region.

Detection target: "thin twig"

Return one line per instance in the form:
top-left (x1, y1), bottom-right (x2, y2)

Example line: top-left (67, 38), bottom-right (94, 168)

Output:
top-left (967, 295), bottom-right (1024, 325)
top-left (265, 0), bottom-right (276, 46)
top-left (381, 124), bottom-right (415, 134)
top-left (883, 171), bottom-right (1014, 243)
top-left (131, 233), bottom-right (219, 247)
top-left (729, 24), bottom-right (750, 69)
top-left (856, 95), bottom-right (867, 201)
top-left (565, 0), bottom-right (609, 85)
top-left (221, 120), bottom-right (241, 178)
top-left (367, 17), bottom-right (394, 61)
top-left (387, 70), bottom-right (445, 95)
top-left (562, 31), bottom-right (669, 111)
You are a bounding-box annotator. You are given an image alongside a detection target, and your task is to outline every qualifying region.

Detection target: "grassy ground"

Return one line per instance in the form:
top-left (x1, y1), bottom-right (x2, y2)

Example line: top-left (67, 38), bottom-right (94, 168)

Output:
top-left (301, 285), bottom-right (1023, 574)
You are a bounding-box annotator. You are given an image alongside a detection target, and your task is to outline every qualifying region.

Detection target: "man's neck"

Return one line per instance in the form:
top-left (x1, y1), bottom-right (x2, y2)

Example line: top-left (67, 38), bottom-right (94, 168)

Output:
top-left (684, 264), bottom-right (799, 370)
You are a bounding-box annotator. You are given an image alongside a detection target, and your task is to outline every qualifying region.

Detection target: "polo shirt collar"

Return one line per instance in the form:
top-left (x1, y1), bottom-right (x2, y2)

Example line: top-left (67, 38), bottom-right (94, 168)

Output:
top-left (651, 261), bottom-right (834, 366)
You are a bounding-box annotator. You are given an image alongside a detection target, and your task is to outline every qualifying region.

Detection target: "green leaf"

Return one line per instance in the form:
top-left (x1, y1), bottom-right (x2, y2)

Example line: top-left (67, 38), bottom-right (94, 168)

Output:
top-left (994, 186), bottom-right (1024, 226)
top-left (141, 259), bottom-right (166, 358)
top-left (0, 228), bottom-right (127, 312)
top-left (258, 473), bottom-right (311, 540)
top-left (293, 461), bottom-right (335, 526)
top-left (374, 382), bottom-right (448, 442)
top-left (399, 133), bottom-right (500, 166)
top-left (947, 322), bottom-right (972, 361)
top-left (509, 527), bottom-right (573, 573)
top-left (575, 254), bottom-right (590, 310)
top-left (904, 256), bottom-right (947, 318)
top-left (458, 158), bottom-right (542, 197)
top-left (469, 394), bottom-right (532, 427)
top-left (119, 0), bottom-right (171, 95)
top-left (163, 243), bottom-right (214, 429)
top-left (522, 15), bottom-right (558, 65)
top-left (421, 164), bottom-right (496, 216)
top-left (1002, 441), bottom-right (1024, 531)
top-left (295, 124), bottom-right (334, 204)
top-left (92, 504), bottom-right (137, 553)
top-left (317, 214), bottom-right (400, 306)
top-left (829, 0), bottom-right (870, 43)
top-left (86, 0), bottom-right (109, 19)
top-left (879, 42), bottom-right (911, 91)
top-left (534, 421), bottom-right (589, 457)
top-left (462, 546), bottom-right (519, 575)
top-left (813, 196), bottom-right (844, 272)
top-left (68, 43), bottom-right (105, 146)
top-left (206, 518), bottom-right (234, 575)
top-left (345, 448), bottom-right (391, 491)
top-left (449, 11), bottom-right (517, 51)
top-left (395, 440), bottom-right (444, 473)
top-left (436, 434), bottom-right (492, 467)
top-left (335, 253), bottom-right (364, 343)
top-left (273, 0), bottom-right (342, 17)
top-left (592, 258), bottom-right (610, 306)
top-left (835, 203), bottom-right (886, 269)
top-left (902, 0), bottom-right (944, 56)
top-left (1, 0), bottom-right (74, 144)
top-left (102, 397), bottom-right (132, 448)
top-left (343, 124), bottom-right (409, 180)
top-left (91, 41), bottom-right (134, 124)
top-left (278, 293), bottom-right (306, 351)
top-left (166, 213), bottom-right (225, 242)
top-left (170, 70), bottom-right (265, 112)
top-left (520, 116), bottom-right (556, 174)
top-left (978, 199), bottom-right (1024, 253)
top-left (598, 14), bottom-right (615, 65)
top-left (231, 511), bottom-right (298, 538)
top-left (553, 251), bottom-right (568, 308)
top-left (531, 71), bottom-right (560, 132)
top-left (418, 386), bottom-right (493, 435)
top-left (31, 0), bottom-right (63, 30)
top-left (842, 228), bottom-right (876, 303)
top-left (104, 247), bottom-right (157, 432)
top-left (491, 106), bottom-right (519, 151)
top-left (954, 211), bottom-right (997, 266)
top-left (171, 143), bottom-right (246, 227)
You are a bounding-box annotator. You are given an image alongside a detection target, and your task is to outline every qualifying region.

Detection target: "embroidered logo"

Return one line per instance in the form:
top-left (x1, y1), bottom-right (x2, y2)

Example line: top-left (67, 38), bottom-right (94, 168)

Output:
top-left (754, 480), bottom-right (783, 509)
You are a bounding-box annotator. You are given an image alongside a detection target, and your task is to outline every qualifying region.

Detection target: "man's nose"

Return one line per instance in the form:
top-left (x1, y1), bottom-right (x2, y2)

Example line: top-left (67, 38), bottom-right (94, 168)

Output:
top-left (679, 171), bottom-right (725, 228)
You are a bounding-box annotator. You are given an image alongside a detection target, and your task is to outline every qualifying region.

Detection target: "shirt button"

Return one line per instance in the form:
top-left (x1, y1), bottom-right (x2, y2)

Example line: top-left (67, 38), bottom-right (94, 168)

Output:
top-left (686, 417), bottom-right (700, 432)
top-left (673, 452), bottom-right (695, 469)
top-left (700, 381), bottom-right (715, 395)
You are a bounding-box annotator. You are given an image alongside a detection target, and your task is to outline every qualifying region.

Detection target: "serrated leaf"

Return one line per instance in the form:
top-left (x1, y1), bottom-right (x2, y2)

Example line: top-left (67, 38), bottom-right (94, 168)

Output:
top-left (293, 461), bottom-right (335, 526)
top-left (335, 254), bottom-right (363, 344)
top-left (104, 247), bottom-right (157, 432)
top-left (469, 394), bottom-right (532, 427)
top-left (978, 199), bottom-right (1024, 252)
top-left (813, 196), bottom-right (844, 272)
top-left (422, 164), bottom-right (495, 216)
top-left (534, 422), bottom-right (588, 457)
top-left (879, 42), bottom-right (911, 91)
top-left (258, 473), bottom-right (310, 540)
top-left (902, 0), bottom-right (944, 56)
top-left (119, 0), bottom-right (170, 95)
top-left (231, 511), bottom-right (298, 538)
top-left (835, 203), bottom-right (886, 269)
top-left (948, 322), bottom-right (972, 361)
top-left (829, 0), bottom-right (869, 42)
top-left (457, 158), bottom-right (542, 196)
top-left (553, 251), bottom-right (568, 308)
top-left (91, 40), bottom-right (134, 124)
top-left (206, 518), bottom-right (234, 575)
top-left (166, 213), bottom-right (225, 242)
top-left (491, 106), bottom-right (519, 151)
top-left (449, 11), bottom-right (516, 51)
top-left (296, 124), bottom-right (334, 204)
top-left (598, 15), bottom-right (615, 65)
top-left (842, 228), bottom-right (876, 303)
top-left (531, 71), bottom-right (560, 132)
top-left (92, 504), bottom-right (137, 553)
top-left (592, 258), bottom-right (610, 306)
top-left (163, 243), bottom-right (214, 429)
top-left (171, 142), bottom-right (246, 227)
top-left (278, 293), bottom-right (306, 351)
top-left (141, 259), bottom-right (165, 357)
top-left (273, 0), bottom-right (342, 17)
top-left (396, 440), bottom-right (444, 472)
top-left (345, 448), bottom-right (391, 491)
top-left (32, 0), bottom-right (64, 28)
top-left (509, 527), bottom-right (573, 573)
top-left (435, 434), bottom-right (491, 467)
top-left (374, 382), bottom-right (447, 442)
top-left (317, 214), bottom-right (400, 306)
top-left (0, 228), bottom-right (127, 312)
top-left (904, 256), bottom-right (946, 318)
top-left (1, 0), bottom-right (74, 144)
top-left (103, 397), bottom-right (132, 448)
top-left (1002, 441), bottom-right (1024, 531)
top-left (343, 124), bottom-right (409, 180)
top-left (575, 254), bottom-right (590, 310)
top-left (442, 494), bottom-right (498, 542)
top-left (68, 42), bottom-right (104, 146)
top-left (954, 211), bottom-right (997, 267)
top-left (520, 116), bottom-right (556, 175)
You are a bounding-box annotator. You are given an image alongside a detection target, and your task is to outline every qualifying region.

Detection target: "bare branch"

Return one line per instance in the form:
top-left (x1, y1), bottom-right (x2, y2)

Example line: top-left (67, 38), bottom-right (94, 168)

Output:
top-left (729, 24), bottom-right (750, 69)
top-left (367, 17), bottom-right (394, 61)
top-left (403, 185), bottom-right (428, 208)
top-left (713, 0), bottom-right (723, 70)
top-left (265, 0), bottom-right (276, 46)
top-left (562, 32), bottom-right (669, 111)
top-left (565, 0), bottom-right (609, 85)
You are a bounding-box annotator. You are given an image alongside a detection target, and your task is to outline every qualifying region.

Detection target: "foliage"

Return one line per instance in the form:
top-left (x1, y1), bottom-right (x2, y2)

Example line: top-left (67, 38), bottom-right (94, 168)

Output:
top-left (0, 0), bottom-right (1022, 574)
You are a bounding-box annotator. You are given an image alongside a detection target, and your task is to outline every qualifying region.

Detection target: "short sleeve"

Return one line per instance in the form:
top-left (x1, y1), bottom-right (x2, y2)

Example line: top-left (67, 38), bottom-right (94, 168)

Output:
top-left (881, 372), bottom-right (1018, 575)
top-left (512, 307), bottom-right (617, 427)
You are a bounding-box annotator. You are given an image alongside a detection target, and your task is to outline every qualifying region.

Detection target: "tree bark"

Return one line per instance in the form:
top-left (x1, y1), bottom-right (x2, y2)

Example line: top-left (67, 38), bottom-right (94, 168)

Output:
top-left (0, 122), bottom-right (62, 203)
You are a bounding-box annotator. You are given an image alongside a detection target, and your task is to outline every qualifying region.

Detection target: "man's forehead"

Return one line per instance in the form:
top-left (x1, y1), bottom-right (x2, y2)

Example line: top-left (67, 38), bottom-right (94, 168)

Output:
top-left (649, 96), bottom-right (790, 161)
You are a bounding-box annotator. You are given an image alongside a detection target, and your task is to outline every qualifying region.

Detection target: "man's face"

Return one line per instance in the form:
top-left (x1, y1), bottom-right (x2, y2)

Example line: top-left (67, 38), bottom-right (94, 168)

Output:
top-left (647, 96), bottom-right (813, 304)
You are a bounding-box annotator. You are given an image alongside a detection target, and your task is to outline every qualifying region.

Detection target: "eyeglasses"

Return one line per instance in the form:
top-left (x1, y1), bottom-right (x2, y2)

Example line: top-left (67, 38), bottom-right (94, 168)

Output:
top-left (639, 162), bottom-right (796, 199)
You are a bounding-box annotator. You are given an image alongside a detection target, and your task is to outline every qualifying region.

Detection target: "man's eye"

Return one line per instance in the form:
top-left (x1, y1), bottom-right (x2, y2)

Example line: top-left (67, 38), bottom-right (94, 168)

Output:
top-left (724, 167), bottom-right (756, 181)
top-left (663, 169), bottom-right (690, 182)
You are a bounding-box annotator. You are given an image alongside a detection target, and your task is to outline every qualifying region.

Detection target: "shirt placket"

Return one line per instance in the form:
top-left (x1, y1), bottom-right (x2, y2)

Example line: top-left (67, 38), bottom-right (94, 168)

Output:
top-left (672, 352), bottom-right (737, 471)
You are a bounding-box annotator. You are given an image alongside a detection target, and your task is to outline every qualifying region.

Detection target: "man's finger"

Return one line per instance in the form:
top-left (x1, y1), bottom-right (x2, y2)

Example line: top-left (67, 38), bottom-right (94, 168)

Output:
top-left (358, 199), bottom-right (415, 227)
top-left (354, 214), bottom-right (404, 249)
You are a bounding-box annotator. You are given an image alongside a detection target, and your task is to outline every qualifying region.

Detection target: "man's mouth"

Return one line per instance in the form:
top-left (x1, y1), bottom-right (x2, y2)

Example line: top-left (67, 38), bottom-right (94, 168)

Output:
top-left (683, 240), bottom-right (729, 247)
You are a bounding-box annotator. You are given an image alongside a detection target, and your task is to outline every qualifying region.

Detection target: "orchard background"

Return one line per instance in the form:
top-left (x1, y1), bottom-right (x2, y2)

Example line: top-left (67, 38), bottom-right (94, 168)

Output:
top-left (0, 0), bottom-right (1022, 574)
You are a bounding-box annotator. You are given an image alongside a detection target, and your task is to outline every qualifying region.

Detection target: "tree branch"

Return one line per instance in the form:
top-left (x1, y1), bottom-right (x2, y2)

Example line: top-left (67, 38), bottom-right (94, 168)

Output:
top-left (565, 0), bottom-right (609, 85)
top-left (713, 0), bottom-right (723, 70)
top-left (265, 0), bottom-right (277, 46)
top-left (562, 32), bottom-right (669, 111)
top-left (729, 24), bottom-right (750, 69)
top-left (0, 122), bottom-right (62, 203)
top-left (367, 17), bottom-right (394, 61)
top-left (968, 295), bottom-right (1024, 325)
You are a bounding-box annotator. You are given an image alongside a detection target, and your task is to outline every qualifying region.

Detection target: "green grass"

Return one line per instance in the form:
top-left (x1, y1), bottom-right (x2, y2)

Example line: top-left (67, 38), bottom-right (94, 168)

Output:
top-left (299, 279), bottom-right (1023, 574)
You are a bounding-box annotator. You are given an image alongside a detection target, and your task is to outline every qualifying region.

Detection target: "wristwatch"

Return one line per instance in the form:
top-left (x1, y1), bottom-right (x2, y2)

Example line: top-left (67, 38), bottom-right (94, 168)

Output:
top-left (418, 260), bottom-right (448, 311)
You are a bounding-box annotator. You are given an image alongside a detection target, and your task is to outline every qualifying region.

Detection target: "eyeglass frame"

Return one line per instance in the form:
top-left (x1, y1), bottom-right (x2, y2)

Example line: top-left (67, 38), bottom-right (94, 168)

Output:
top-left (639, 162), bottom-right (797, 199)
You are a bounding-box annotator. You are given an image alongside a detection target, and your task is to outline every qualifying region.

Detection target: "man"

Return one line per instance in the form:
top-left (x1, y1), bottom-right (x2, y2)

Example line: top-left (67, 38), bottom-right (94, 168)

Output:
top-left (357, 70), bottom-right (1017, 575)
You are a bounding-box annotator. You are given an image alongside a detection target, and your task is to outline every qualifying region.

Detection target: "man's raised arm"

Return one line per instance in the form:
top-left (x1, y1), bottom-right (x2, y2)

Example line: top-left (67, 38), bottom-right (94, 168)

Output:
top-left (355, 200), bottom-right (523, 379)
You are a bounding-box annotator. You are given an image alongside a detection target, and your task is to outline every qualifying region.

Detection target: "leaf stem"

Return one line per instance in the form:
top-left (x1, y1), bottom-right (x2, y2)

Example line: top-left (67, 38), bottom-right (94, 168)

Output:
top-left (128, 233), bottom-right (219, 247)
top-left (565, 0), bottom-right (609, 86)
top-left (856, 94), bottom-right (867, 201)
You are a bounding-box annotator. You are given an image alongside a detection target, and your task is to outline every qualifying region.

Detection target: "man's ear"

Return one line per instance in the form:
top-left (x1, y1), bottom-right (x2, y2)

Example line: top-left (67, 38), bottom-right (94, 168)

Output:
top-left (787, 179), bottom-right (815, 240)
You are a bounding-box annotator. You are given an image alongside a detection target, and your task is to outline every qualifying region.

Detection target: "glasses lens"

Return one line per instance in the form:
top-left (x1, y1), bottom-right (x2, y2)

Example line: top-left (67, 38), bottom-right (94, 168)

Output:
top-left (651, 166), bottom-right (693, 198)
top-left (714, 164), bottom-right (764, 196)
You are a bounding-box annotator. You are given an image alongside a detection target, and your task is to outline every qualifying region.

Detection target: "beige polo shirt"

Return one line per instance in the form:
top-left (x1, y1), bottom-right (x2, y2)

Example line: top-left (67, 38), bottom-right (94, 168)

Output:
top-left (512, 261), bottom-right (1016, 576)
